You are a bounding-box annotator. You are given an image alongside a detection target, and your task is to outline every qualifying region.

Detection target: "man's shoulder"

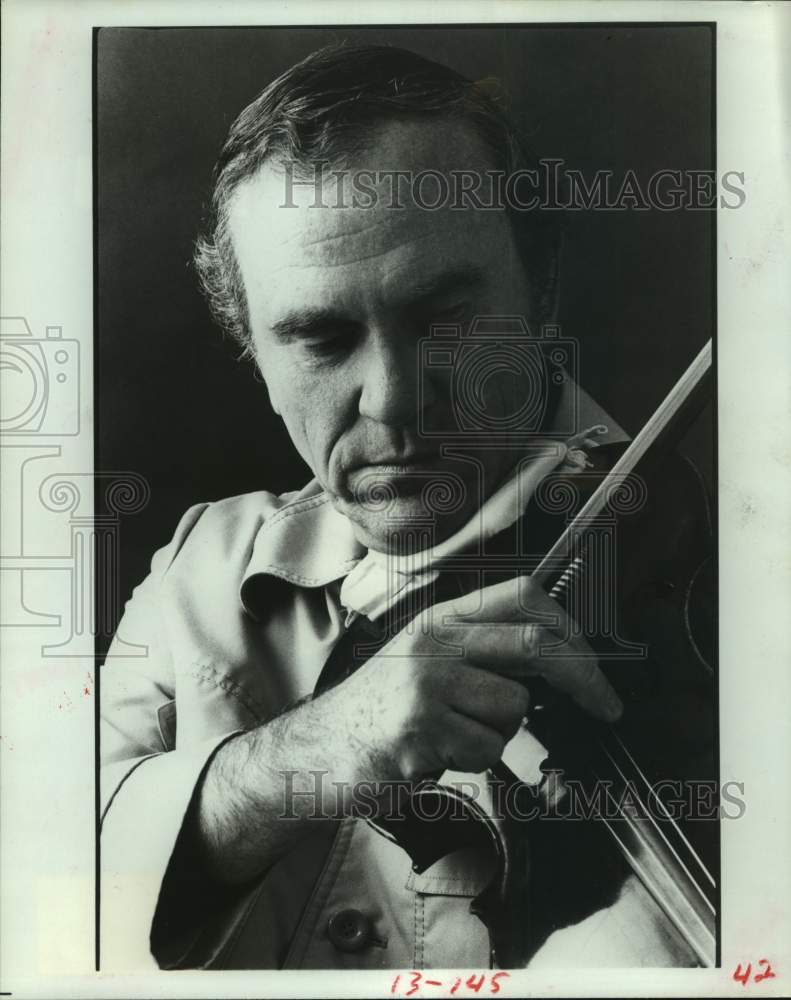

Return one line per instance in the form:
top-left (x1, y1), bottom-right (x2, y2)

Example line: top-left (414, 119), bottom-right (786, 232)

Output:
top-left (203, 484), bottom-right (317, 527)
top-left (154, 482), bottom-right (325, 578)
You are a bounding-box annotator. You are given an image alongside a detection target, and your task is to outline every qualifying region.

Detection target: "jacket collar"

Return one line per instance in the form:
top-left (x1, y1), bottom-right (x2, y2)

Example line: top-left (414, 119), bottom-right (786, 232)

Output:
top-left (240, 382), bottom-right (627, 620)
top-left (240, 480), bottom-right (366, 620)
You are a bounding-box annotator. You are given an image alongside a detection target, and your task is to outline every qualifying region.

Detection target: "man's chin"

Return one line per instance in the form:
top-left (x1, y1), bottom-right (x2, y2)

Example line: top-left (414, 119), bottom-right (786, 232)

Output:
top-left (331, 491), bottom-right (475, 554)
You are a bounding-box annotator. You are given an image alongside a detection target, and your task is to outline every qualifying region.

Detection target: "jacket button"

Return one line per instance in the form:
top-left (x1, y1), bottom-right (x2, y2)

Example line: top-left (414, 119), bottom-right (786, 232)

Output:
top-left (327, 909), bottom-right (373, 952)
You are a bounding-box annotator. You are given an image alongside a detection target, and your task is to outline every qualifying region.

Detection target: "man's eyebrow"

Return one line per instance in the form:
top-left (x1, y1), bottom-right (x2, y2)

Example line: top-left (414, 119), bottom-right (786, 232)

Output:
top-left (270, 308), bottom-right (359, 342)
top-left (269, 266), bottom-right (486, 341)
top-left (406, 265), bottom-right (486, 305)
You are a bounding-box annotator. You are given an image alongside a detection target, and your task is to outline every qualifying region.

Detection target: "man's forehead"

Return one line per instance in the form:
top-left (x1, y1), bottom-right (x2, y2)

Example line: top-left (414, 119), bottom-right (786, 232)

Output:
top-left (231, 177), bottom-right (433, 259)
top-left (227, 119), bottom-right (506, 270)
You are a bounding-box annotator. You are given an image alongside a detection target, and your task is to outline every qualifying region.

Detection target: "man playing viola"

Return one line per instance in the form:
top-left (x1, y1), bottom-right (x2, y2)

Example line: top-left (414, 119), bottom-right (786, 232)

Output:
top-left (101, 44), bottom-right (715, 970)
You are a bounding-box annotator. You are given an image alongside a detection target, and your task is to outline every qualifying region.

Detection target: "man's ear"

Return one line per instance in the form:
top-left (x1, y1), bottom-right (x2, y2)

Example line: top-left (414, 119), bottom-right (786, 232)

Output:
top-left (251, 357), bottom-right (282, 415)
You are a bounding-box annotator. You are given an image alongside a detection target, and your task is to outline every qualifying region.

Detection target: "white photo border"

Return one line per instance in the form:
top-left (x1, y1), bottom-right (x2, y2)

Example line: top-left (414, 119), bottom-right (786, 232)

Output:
top-left (1, 1), bottom-right (789, 997)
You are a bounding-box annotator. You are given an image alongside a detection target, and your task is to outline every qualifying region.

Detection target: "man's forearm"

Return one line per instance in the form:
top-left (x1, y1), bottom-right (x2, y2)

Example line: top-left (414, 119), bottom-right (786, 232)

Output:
top-left (191, 689), bottom-right (366, 885)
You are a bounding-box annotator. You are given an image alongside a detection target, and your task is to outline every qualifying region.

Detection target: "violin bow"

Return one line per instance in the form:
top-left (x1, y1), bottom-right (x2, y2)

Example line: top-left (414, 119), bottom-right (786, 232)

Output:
top-left (533, 338), bottom-right (712, 591)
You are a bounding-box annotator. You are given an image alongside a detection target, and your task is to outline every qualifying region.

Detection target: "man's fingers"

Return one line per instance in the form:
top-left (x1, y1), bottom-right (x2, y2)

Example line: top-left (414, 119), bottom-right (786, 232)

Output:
top-left (527, 648), bottom-right (623, 723)
top-left (432, 574), bottom-right (567, 637)
top-left (428, 576), bottom-right (623, 724)
top-left (433, 710), bottom-right (508, 774)
top-left (443, 663), bottom-right (529, 739)
top-left (457, 622), bottom-right (622, 724)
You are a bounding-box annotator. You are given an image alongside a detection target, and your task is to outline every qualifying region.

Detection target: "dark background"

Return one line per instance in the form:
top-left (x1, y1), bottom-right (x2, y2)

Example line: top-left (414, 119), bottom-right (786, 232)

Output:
top-left (96, 24), bottom-right (715, 617)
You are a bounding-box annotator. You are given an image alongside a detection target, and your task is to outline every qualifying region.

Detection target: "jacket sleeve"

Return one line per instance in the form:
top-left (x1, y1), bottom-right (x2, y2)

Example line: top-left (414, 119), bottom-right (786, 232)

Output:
top-left (99, 504), bottom-right (241, 970)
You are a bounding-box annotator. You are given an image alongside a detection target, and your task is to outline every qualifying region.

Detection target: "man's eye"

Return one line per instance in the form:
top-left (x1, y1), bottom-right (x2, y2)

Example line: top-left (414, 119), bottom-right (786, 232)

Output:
top-left (302, 330), bottom-right (355, 359)
top-left (428, 301), bottom-right (468, 323)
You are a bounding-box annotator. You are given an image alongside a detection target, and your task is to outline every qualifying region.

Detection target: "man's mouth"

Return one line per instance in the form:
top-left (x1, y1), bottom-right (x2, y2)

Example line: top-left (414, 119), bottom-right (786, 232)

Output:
top-left (355, 454), bottom-right (441, 472)
top-left (345, 452), bottom-right (454, 498)
top-left (349, 449), bottom-right (450, 475)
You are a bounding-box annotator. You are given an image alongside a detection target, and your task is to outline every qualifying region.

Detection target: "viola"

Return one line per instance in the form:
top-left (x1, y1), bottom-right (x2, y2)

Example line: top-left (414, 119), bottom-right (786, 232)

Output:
top-left (315, 342), bottom-right (716, 968)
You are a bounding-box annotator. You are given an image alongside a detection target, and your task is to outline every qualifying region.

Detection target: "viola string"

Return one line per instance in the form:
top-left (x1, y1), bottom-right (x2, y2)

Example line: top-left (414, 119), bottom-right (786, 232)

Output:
top-left (596, 808), bottom-right (715, 968)
top-left (596, 742), bottom-right (716, 914)
top-left (546, 550), bottom-right (714, 913)
top-left (607, 729), bottom-right (716, 889)
top-left (586, 760), bottom-right (716, 965)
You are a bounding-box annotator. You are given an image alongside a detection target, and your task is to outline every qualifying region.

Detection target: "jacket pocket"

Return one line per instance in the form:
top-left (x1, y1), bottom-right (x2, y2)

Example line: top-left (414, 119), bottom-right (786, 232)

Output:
top-left (404, 846), bottom-right (497, 897)
top-left (404, 846), bottom-right (496, 968)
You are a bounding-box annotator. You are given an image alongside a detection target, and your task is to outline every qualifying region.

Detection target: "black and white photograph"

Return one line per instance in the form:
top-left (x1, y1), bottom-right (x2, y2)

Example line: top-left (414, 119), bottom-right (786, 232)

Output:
top-left (1, 3), bottom-right (789, 998)
top-left (98, 20), bottom-right (721, 972)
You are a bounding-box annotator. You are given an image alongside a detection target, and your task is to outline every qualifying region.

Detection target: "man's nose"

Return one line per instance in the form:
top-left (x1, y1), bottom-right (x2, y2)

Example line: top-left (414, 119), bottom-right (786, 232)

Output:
top-left (357, 333), bottom-right (436, 427)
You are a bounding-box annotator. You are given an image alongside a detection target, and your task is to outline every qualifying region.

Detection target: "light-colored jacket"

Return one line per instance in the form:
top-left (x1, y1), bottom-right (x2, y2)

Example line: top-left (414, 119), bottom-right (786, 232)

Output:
top-left (101, 482), bottom-right (500, 970)
top-left (101, 479), bottom-right (687, 971)
top-left (101, 387), bottom-right (685, 970)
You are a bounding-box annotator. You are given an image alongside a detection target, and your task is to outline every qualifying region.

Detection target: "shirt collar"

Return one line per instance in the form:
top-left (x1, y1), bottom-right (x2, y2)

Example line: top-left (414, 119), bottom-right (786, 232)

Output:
top-left (240, 381), bottom-right (628, 620)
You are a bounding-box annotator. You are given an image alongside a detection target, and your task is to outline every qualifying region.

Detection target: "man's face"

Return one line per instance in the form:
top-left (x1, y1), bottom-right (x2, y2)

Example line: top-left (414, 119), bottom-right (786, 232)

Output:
top-left (229, 120), bottom-right (540, 551)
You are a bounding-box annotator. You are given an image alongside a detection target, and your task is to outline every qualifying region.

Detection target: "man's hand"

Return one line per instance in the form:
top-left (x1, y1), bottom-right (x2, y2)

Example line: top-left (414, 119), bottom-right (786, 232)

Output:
top-left (192, 575), bottom-right (622, 885)
top-left (327, 574), bottom-right (623, 783)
